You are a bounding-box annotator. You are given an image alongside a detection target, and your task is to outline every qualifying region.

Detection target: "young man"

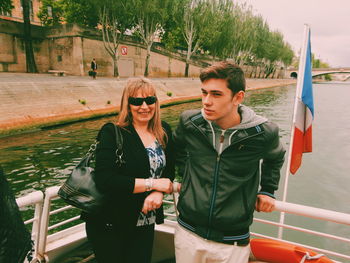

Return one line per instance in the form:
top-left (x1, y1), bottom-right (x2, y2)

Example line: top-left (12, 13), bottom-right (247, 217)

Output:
top-left (173, 61), bottom-right (285, 263)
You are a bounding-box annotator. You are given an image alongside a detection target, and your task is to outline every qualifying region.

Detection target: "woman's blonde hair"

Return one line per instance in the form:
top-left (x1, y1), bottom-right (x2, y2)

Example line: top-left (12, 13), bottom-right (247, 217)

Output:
top-left (117, 77), bottom-right (166, 147)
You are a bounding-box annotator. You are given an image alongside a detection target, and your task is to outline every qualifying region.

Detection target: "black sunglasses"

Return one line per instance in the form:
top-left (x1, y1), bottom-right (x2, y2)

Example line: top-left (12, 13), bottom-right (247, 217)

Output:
top-left (128, 96), bottom-right (157, 106)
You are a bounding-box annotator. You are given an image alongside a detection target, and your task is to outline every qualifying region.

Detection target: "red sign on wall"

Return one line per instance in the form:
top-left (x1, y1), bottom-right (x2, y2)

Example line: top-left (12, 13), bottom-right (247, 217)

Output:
top-left (121, 46), bottom-right (128, 55)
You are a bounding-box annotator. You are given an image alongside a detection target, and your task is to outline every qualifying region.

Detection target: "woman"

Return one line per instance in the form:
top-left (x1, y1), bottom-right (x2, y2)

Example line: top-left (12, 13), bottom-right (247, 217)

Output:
top-left (82, 77), bottom-right (175, 263)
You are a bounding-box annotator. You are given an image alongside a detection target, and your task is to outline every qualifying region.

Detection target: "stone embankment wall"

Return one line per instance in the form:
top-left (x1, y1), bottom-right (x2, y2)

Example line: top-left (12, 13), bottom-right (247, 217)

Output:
top-left (0, 74), bottom-right (296, 136)
top-left (1, 20), bottom-right (288, 79)
top-left (0, 20), bottom-right (203, 77)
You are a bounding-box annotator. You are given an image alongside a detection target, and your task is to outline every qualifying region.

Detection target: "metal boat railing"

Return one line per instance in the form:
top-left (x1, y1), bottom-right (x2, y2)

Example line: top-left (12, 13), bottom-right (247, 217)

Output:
top-left (37, 186), bottom-right (85, 262)
top-left (17, 188), bottom-right (350, 263)
top-left (16, 190), bottom-right (44, 262)
top-left (254, 200), bottom-right (350, 262)
top-left (163, 195), bottom-right (350, 262)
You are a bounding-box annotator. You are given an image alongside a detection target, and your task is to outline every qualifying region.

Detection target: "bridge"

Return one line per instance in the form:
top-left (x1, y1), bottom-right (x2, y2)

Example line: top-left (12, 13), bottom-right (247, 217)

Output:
top-left (288, 67), bottom-right (350, 81)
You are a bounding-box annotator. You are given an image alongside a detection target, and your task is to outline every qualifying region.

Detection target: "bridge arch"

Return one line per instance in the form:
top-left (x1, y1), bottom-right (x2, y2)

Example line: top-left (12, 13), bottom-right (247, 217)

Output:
top-left (289, 71), bottom-right (350, 80)
top-left (290, 72), bottom-right (297, 78)
top-left (312, 71), bottom-right (350, 78)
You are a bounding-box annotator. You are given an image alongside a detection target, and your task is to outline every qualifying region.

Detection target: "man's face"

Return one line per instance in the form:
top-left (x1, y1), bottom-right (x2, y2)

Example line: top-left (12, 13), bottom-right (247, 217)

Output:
top-left (201, 79), bottom-right (243, 124)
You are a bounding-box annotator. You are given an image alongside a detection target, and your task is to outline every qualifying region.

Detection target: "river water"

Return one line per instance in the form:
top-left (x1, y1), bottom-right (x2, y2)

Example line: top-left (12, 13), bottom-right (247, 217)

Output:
top-left (1, 81), bottom-right (349, 259)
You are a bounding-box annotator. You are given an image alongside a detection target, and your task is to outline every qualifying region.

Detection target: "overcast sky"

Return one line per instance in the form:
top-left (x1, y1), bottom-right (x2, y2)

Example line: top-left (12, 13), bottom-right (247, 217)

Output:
top-left (236, 0), bottom-right (350, 67)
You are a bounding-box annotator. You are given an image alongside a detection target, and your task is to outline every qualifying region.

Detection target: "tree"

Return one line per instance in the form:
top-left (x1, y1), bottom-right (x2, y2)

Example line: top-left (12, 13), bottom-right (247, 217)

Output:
top-left (131, 0), bottom-right (171, 76)
top-left (203, 0), bottom-right (233, 60)
top-left (38, 0), bottom-right (99, 27)
top-left (35, 0), bottom-right (296, 77)
top-left (37, 0), bottom-right (64, 26)
top-left (99, 7), bottom-right (121, 77)
top-left (311, 53), bottom-right (330, 68)
top-left (181, 0), bottom-right (212, 77)
top-left (61, 0), bottom-right (98, 27)
top-left (0, 0), bottom-right (13, 14)
top-left (99, 0), bottom-right (133, 77)
top-left (22, 0), bottom-right (38, 73)
top-left (161, 23), bottom-right (183, 77)
top-left (160, 0), bottom-right (187, 50)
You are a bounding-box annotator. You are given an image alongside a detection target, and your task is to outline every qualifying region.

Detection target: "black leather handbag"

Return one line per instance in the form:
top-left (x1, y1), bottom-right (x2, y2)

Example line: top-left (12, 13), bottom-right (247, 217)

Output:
top-left (58, 124), bottom-right (125, 213)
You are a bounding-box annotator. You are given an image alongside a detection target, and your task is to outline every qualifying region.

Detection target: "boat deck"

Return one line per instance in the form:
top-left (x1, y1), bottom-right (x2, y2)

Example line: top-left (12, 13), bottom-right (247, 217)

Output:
top-left (57, 242), bottom-right (265, 263)
top-left (59, 242), bottom-right (176, 263)
top-left (16, 187), bottom-right (350, 263)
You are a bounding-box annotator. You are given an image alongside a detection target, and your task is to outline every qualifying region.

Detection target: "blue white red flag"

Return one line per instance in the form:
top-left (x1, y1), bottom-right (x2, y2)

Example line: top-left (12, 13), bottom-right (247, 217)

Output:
top-left (290, 27), bottom-right (314, 175)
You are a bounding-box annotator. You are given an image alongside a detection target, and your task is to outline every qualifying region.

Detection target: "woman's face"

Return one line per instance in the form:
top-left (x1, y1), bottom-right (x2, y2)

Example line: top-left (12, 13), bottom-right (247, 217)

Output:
top-left (129, 89), bottom-right (156, 126)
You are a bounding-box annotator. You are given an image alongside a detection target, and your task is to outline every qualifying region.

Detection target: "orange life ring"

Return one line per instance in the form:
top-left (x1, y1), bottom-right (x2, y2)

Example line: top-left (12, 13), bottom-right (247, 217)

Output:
top-left (250, 238), bottom-right (334, 263)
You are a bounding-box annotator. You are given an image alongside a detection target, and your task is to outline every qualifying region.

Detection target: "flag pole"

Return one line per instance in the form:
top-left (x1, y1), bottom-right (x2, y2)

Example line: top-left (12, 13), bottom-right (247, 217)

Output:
top-left (277, 24), bottom-right (310, 239)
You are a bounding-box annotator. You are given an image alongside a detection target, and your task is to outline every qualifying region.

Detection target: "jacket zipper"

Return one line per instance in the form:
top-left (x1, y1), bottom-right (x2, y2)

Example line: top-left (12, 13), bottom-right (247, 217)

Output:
top-left (206, 131), bottom-right (225, 238)
top-left (190, 121), bottom-right (263, 238)
top-left (207, 154), bottom-right (220, 238)
top-left (205, 130), bottom-right (263, 238)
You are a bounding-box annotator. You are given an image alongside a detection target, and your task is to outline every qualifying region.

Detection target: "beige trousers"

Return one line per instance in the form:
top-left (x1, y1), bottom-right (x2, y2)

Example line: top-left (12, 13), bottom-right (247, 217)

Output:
top-left (174, 225), bottom-right (250, 263)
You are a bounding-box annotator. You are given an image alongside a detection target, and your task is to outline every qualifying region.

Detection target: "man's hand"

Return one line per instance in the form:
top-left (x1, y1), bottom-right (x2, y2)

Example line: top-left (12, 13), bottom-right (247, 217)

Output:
top-left (172, 182), bottom-right (181, 193)
top-left (153, 178), bottom-right (173, 194)
top-left (255, 194), bottom-right (275, 212)
top-left (141, 191), bottom-right (164, 214)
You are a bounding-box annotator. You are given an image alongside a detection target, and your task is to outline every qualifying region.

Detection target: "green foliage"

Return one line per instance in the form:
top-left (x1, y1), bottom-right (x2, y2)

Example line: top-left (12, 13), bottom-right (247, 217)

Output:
top-left (37, 0), bottom-right (64, 26)
top-left (294, 53), bottom-right (330, 69)
top-left (38, 0), bottom-right (99, 27)
top-left (129, 0), bottom-right (172, 76)
top-left (0, 0), bottom-right (14, 14)
top-left (99, 0), bottom-right (133, 35)
top-left (162, 0), bottom-right (295, 75)
top-left (324, 74), bottom-right (332, 81)
top-left (78, 99), bottom-right (86, 105)
top-left (130, 0), bottom-right (171, 43)
top-left (166, 91), bottom-right (172, 97)
top-left (36, 0), bottom-right (296, 74)
top-left (312, 53), bottom-right (330, 68)
top-left (161, 0), bottom-right (188, 51)
top-left (61, 0), bottom-right (99, 27)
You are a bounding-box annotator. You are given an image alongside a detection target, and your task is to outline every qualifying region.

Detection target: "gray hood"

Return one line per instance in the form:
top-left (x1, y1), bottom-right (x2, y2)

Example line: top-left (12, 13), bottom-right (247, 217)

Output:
top-left (234, 104), bottom-right (267, 129)
top-left (201, 104), bottom-right (267, 153)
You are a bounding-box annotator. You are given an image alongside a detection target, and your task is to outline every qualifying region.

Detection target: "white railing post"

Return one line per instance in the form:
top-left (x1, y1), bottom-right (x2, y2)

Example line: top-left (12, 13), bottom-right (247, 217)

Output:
top-left (37, 186), bottom-right (60, 260)
top-left (32, 200), bottom-right (43, 261)
top-left (17, 190), bottom-right (44, 262)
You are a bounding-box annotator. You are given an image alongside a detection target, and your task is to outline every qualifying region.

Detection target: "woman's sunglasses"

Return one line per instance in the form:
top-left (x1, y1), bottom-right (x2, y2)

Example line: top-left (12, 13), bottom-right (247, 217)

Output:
top-left (128, 96), bottom-right (157, 106)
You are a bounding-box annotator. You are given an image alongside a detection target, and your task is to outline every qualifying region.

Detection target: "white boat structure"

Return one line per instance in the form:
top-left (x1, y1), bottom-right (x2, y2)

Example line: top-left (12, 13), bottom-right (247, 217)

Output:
top-left (17, 185), bottom-right (350, 263)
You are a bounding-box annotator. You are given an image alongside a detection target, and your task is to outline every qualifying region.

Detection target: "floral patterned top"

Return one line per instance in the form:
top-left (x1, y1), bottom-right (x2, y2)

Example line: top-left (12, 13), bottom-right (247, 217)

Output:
top-left (136, 140), bottom-right (166, 226)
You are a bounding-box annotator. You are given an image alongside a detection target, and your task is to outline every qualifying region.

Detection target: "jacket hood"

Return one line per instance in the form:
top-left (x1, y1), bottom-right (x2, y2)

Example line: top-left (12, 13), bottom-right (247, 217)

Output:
top-left (234, 104), bottom-right (267, 129)
top-left (201, 104), bottom-right (267, 130)
top-left (199, 105), bottom-right (267, 153)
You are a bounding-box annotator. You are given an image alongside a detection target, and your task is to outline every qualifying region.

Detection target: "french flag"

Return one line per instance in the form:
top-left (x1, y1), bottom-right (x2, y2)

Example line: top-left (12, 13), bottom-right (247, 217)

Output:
top-left (290, 27), bottom-right (314, 175)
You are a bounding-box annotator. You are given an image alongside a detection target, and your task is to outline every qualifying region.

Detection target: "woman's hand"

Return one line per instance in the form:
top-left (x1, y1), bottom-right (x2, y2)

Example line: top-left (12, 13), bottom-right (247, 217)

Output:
top-left (142, 191), bottom-right (164, 214)
top-left (152, 178), bottom-right (173, 194)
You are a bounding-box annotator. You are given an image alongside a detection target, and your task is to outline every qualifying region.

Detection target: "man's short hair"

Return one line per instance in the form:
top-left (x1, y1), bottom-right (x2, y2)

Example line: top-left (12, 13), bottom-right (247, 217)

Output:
top-left (199, 61), bottom-right (246, 94)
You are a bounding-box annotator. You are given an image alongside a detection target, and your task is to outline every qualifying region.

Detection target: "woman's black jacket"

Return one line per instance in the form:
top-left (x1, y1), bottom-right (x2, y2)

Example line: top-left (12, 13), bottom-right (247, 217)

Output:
top-left (81, 121), bottom-right (175, 226)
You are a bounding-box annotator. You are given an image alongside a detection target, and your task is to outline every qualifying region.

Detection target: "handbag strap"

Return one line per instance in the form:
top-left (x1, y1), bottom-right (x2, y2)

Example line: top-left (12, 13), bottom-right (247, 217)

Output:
top-left (114, 125), bottom-right (123, 152)
top-left (113, 125), bottom-right (125, 167)
top-left (86, 124), bottom-right (124, 164)
top-left (86, 141), bottom-right (98, 157)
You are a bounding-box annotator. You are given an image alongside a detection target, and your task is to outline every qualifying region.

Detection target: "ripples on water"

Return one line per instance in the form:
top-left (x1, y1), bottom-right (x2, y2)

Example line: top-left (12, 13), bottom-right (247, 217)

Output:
top-left (1, 82), bottom-right (350, 257)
